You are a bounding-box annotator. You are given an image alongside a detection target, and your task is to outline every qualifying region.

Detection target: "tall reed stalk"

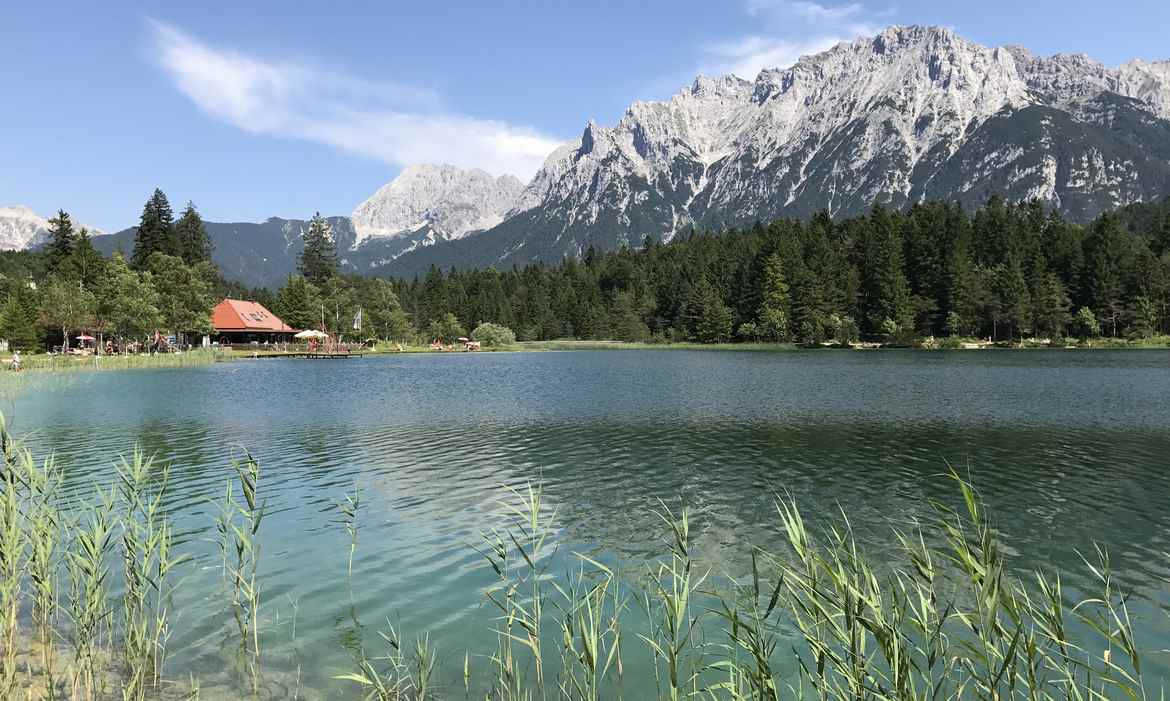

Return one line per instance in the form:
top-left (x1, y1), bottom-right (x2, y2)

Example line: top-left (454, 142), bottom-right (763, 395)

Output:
top-left (640, 502), bottom-right (707, 701)
top-left (481, 483), bottom-right (556, 701)
top-left (26, 450), bottom-right (65, 699)
top-left (67, 487), bottom-right (116, 701)
top-left (0, 416), bottom-right (27, 698)
top-left (337, 484), bottom-right (361, 580)
top-left (216, 451), bottom-right (266, 695)
top-left (116, 447), bottom-right (185, 701)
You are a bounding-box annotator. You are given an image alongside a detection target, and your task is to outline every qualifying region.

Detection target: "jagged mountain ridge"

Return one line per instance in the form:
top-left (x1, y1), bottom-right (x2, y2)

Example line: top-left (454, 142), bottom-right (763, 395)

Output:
top-left (371, 25), bottom-right (1170, 278)
top-left (43, 26), bottom-right (1170, 286)
top-left (351, 164), bottom-right (524, 247)
top-left (0, 206), bottom-right (106, 251)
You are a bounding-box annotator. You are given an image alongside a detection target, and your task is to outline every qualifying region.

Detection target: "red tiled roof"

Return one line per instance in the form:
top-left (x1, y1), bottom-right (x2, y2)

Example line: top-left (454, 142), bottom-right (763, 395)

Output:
top-left (211, 299), bottom-right (295, 332)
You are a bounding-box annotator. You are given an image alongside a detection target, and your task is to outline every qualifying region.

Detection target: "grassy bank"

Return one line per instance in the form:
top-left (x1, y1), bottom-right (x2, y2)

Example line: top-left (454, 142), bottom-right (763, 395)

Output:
top-left (0, 414), bottom-right (1159, 700)
top-left (0, 349), bottom-right (223, 375)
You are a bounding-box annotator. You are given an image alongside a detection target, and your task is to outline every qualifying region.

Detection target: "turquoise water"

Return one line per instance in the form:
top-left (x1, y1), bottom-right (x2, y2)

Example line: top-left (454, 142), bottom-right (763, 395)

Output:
top-left (10, 349), bottom-right (1170, 698)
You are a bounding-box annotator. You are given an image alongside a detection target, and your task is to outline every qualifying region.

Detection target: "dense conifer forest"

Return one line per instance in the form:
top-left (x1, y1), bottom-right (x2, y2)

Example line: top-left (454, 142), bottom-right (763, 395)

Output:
top-left (2, 193), bottom-right (1169, 350)
top-left (380, 196), bottom-right (1170, 344)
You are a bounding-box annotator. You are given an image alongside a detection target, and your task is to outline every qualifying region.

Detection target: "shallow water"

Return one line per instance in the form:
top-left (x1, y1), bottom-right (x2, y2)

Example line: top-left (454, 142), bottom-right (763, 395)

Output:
top-left (11, 349), bottom-right (1170, 697)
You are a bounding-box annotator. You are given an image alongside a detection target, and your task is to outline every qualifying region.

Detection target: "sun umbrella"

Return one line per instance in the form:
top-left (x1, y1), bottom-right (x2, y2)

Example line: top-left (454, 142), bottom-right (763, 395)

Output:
top-left (294, 329), bottom-right (329, 339)
top-left (76, 335), bottom-right (96, 341)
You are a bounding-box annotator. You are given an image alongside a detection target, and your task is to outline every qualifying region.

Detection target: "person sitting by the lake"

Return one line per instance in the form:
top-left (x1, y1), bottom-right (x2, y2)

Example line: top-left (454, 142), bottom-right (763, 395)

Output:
top-left (9, 350), bottom-right (21, 372)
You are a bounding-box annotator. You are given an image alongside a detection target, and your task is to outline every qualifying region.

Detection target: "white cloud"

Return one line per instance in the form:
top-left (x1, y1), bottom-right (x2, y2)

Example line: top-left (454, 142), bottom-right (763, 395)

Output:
top-left (149, 21), bottom-right (562, 180)
top-left (702, 0), bottom-right (884, 79)
top-left (704, 35), bottom-right (850, 80)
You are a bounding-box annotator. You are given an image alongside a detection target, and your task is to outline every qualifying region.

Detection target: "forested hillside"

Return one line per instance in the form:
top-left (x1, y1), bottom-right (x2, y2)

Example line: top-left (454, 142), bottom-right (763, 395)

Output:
top-left (382, 196), bottom-right (1170, 344)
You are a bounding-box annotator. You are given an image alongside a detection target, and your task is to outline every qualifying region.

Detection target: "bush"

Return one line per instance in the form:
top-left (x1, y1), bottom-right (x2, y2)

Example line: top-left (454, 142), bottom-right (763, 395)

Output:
top-left (471, 322), bottom-right (516, 347)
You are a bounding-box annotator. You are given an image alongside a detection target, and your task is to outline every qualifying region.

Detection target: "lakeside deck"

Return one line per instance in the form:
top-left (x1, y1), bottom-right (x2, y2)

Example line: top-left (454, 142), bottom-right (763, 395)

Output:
top-left (246, 351), bottom-right (363, 359)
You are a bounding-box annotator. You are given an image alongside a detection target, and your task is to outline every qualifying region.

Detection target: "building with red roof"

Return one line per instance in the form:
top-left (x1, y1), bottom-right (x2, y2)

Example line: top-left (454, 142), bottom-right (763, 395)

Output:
top-left (211, 299), bottom-right (297, 345)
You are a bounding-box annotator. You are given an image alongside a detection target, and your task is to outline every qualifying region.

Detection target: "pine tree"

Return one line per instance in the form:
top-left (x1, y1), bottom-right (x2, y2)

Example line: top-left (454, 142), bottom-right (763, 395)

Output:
top-left (132, 188), bottom-right (176, 268)
top-left (756, 252), bottom-right (791, 341)
top-left (862, 205), bottom-right (912, 336)
top-left (298, 213), bottom-right (338, 285)
top-left (1031, 273), bottom-right (1071, 340)
top-left (0, 284), bottom-right (41, 351)
top-left (274, 275), bottom-right (323, 331)
top-left (71, 228), bottom-right (105, 290)
top-left (174, 201), bottom-right (213, 265)
top-left (45, 209), bottom-right (78, 274)
top-left (683, 278), bottom-right (733, 343)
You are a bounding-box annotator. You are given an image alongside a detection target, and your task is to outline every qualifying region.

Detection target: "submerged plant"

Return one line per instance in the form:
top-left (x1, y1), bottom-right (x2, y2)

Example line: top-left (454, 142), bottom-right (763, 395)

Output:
top-left (337, 483), bottom-right (361, 580)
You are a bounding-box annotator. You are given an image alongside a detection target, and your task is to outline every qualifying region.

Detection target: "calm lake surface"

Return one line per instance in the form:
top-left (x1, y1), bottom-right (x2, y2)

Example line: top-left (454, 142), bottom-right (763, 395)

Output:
top-left (10, 349), bottom-right (1170, 698)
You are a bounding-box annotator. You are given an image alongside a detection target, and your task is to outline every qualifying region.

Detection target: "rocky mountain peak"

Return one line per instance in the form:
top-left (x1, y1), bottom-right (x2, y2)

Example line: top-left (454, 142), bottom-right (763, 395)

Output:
top-left (350, 164), bottom-right (524, 247)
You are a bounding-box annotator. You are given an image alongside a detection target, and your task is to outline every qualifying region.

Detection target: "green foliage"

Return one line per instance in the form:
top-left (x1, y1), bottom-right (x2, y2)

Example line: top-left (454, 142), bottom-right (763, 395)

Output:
top-left (298, 213), bottom-right (338, 285)
top-left (132, 189), bottom-right (175, 269)
top-left (174, 201), bottom-right (213, 266)
top-left (0, 285), bottom-right (41, 351)
top-left (683, 278), bottom-right (733, 343)
top-left (470, 322), bottom-right (516, 347)
top-left (96, 253), bottom-right (162, 341)
top-left (147, 252), bottom-right (216, 337)
top-left (426, 312), bottom-right (465, 343)
top-left (756, 253), bottom-right (791, 341)
top-left (359, 278), bottom-right (413, 341)
top-left (38, 276), bottom-right (96, 349)
top-left (1073, 306), bottom-right (1101, 339)
top-left (45, 210), bottom-right (77, 274)
top-left (273, 275), bottom-right (323, 331)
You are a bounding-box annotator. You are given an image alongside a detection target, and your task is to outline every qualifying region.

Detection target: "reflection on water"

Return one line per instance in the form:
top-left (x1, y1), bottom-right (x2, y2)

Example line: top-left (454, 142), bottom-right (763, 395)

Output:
top-left (12, 349), bottom-right (1170, 697)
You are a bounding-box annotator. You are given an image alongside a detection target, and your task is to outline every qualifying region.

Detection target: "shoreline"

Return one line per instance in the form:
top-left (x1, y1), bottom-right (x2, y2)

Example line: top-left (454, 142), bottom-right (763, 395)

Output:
top-left (2, 337), bottom-right (1167, 377)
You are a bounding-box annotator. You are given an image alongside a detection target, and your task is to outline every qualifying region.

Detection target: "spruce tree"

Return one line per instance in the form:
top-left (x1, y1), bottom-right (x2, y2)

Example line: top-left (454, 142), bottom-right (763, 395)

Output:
top-left (132, 188), bottom-right (176, 268)
top-left (45, 209), bottom-right (77, 274)
top-left (756, 252), bottom-right (791, 341)
top-left (298, 213), bottom-right (338, 285)
top-left (71, 228), bottom-right (105, 290)
top-left (0, 284), bottom-right (41, 351)
top-left (175, 201), bottom-right (213, 265)
top-left (274, 275), bottom-right (323, 330)
top-left (861, 205), bottom-right (912, 336)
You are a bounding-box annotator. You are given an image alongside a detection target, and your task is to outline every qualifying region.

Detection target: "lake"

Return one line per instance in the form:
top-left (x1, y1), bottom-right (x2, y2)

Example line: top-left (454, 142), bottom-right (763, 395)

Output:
top-left (9, 349), bottom-right (1170, 698)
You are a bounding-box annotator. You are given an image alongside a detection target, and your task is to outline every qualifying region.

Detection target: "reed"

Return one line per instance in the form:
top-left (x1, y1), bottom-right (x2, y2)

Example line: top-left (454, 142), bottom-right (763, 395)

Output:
top-left (337, 484), bottom-right (361, 580)
top-left (5, 349), bottom-right (223, 375)
top-left (67, 487), bottom-right (116, 700)
top-left (26, 450), bottom-right (65, 698)
top-left (116, 447), bottom-right (185, 701)
top-left (0, 409), bottom-right (1165, 700)
top-left (216, 451), bottom-right (266, 695)
top-left (0, 418), bottom-right (27, 698)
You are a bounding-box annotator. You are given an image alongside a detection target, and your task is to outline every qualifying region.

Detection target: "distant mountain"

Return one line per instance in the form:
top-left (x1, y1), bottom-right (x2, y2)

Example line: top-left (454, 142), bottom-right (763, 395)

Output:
top-left (372, 25), bottom-right (1170, 277)
top-left (352, 164), bottom-right (523, 247)
top-left (0, 206), bottom-right (106, 251)
top-left (66, 26), bottom-right (1170, 286)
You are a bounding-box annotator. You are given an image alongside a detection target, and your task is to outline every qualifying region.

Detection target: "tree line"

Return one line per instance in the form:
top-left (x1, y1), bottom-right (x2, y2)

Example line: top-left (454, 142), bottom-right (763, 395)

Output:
top-left (0, 189), bottom-right (218, 351)
top-left (300, 196), bottom-right (1163, 345)
top-left (4, 194), bottom-right (1169, 351)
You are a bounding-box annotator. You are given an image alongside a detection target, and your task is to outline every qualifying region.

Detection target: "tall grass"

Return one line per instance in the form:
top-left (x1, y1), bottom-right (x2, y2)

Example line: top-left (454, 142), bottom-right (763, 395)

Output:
top-left (4, 349), bottom-right (223, 376)
top-left (0, 409), bottom-right (1164, 700)
top-left (215, 451), bottom-right (266, 695)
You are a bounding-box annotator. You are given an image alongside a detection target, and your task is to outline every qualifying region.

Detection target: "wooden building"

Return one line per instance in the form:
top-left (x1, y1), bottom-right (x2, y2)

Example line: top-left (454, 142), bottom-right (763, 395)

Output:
top-left (211, 299), bottom-right (296, 345)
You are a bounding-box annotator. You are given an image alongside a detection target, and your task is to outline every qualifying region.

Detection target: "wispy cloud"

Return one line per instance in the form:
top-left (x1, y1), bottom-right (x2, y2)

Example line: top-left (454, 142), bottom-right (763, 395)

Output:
top-left (702, 0), bottom-right (887, 80)
top-left (149, 20), bottom-right (562, 180)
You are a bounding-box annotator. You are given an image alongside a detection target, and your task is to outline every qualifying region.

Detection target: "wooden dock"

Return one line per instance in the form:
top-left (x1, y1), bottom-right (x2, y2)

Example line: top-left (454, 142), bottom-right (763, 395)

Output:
top-left (246, 352), bottom-right (363, 359)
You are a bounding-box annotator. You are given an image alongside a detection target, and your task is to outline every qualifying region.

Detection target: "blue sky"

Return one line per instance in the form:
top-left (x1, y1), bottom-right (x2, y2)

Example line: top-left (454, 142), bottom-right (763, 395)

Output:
top-left (2, 0), bottom-right (1168, 232)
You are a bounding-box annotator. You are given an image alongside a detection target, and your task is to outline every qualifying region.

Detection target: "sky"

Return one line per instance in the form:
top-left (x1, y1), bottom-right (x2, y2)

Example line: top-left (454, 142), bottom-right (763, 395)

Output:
top-left (2, 0), bottom-right (1169, 232)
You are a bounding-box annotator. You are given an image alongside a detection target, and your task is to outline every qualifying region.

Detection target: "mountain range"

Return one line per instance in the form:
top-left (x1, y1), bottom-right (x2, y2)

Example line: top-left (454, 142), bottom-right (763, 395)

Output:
top-left (10, 26), bottom-right (1170, 288)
